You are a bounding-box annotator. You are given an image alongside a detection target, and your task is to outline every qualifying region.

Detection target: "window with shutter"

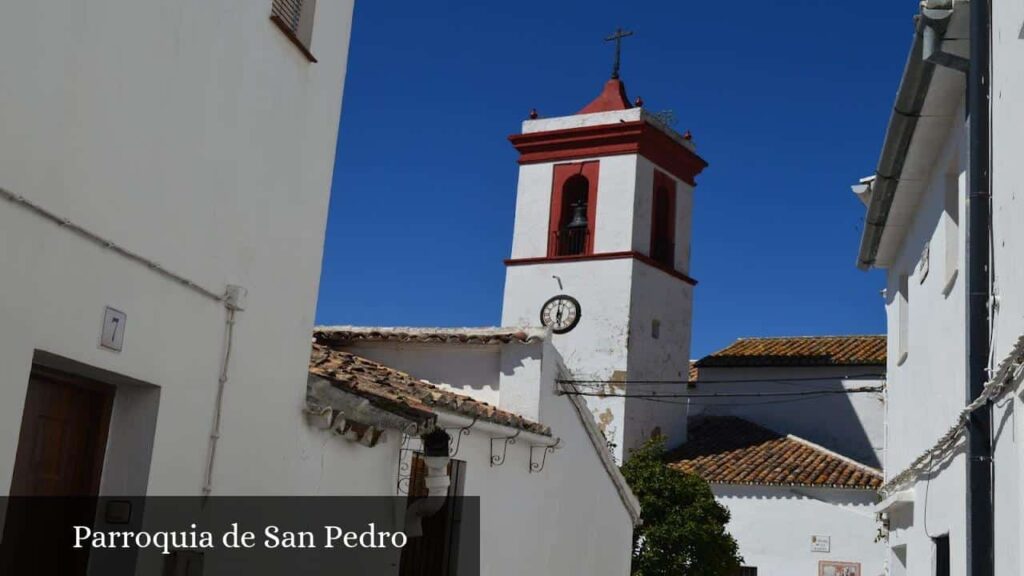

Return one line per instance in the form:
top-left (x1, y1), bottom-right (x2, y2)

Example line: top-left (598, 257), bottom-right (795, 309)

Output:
top-left (271, 0), bottom-right (318, 61)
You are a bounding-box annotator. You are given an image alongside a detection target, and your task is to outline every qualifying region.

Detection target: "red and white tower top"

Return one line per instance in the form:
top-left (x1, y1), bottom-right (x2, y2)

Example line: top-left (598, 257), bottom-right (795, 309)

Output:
top-left (509, 26), bottom-right (706, 188)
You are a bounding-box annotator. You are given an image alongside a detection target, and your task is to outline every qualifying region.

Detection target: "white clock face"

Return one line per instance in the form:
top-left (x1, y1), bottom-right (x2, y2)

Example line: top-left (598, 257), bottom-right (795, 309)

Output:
top-left (540, 295), bottom-right (581, 334)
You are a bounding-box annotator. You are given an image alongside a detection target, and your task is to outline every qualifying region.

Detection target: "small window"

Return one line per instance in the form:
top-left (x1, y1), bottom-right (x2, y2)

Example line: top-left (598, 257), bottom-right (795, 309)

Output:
top-left (734, 568), bottom-right (757, 576)
top-left (271, 0), bottom-right (318, 61)
top-left (897, 274), bottom-right (909, 365)
top-left (651, 319), bottom-right (661, 339)
top-left (934, 535), bottom-right (949, 576)
top-left (943, 170), bottom-right (960, 294)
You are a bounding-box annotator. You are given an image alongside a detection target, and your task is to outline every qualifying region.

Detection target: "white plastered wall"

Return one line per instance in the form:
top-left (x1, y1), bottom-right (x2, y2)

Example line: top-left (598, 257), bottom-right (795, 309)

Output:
top-left (989, 2), bottom-right (1024, 575)
top-left (0, 0), bottom-right (354, 496)
top-left (714, 485), bottom-right (884, 576)
top-left (305, 338), bottom-right (636, 575)
top-left (879, 97), bottom-right (968, 575)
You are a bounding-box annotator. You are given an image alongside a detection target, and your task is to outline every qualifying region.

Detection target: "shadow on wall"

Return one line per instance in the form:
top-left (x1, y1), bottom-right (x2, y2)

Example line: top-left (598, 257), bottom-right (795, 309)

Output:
top-left (689, 372), bottom-right (884, 469)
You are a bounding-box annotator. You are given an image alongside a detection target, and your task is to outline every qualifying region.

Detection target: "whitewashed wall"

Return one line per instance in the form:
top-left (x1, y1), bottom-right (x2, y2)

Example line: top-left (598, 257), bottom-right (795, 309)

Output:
top-left (691, 365), bottom-right (886, 468)
top-left (502, 260), bottom-right (634, 455)
top-left (877, 96), bottom-right (968, 576)
top-left (632, 156), bottom-right (695, 275)
top-left (313, 338), bottom-right (636, 576)
top-left (332, 342), bottom-right (503, 407)
top-left (871, 4), bottom-right (1024, 574)
top-left (521, 108), bottom-right (643, 134)
top-left (506, 155), bottom-right (640, 259)
top-left (714, 485), bottom-right (884, 576)
top-left (989, 2), bottom-right (1024, 575)
top-left (0, 0), bottom-right (354, 496)
top-left (623, 259), bottom-right (693, 452)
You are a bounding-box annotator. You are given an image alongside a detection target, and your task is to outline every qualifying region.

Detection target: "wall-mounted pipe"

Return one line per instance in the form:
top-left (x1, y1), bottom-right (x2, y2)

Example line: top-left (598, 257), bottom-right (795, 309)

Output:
top-left (965, 0), bottom-right (993, 573)
top-left (923, 9), bottom-right (970, 72)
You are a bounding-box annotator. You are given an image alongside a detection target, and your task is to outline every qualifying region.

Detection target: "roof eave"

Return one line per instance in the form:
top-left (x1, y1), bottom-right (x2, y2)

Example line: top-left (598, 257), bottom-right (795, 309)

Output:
top-left (708, 481), bottom-right (881, 491)
top-left (858, 15), bottom-right (935, 270)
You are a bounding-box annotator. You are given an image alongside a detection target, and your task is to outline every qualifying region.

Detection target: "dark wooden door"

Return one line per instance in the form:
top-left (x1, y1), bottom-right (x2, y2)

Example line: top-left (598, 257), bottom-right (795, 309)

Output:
top-left (1, 369), bottom-right (114, 575)
top-left (10, 371), bottom-right (113, 496)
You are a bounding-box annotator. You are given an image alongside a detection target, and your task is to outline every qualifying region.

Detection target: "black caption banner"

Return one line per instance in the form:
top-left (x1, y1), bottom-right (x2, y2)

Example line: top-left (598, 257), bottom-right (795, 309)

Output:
top-left (0, 496), bottom-right (480, 575)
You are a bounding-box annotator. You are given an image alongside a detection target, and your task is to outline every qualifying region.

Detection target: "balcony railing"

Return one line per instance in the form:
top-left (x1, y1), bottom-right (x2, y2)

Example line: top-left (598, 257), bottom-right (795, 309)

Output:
top-left (551, 227), bottom-right (590, 257)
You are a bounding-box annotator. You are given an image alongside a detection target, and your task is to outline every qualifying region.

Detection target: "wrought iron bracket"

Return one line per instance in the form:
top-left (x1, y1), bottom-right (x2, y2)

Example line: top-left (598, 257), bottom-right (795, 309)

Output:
top-left (490, 430), bottom-right (520, 467)
top-left (396, 433), bottom-right (420, 495)
top-left (446, 416), bottom-right (477, 458)
top-left (529, 438), bottom-right (561, 473)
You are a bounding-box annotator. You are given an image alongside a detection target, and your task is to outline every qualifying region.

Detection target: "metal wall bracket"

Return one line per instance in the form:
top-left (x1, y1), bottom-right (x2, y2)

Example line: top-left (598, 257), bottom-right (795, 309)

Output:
top-left (396, 434), bottom-right (421, 495)
top-left (446, 416), bottom-right (478, 458)
top-left (529, 438), bottom-right (561, 473)
top-left (490, 430), bottom-right (520, 467)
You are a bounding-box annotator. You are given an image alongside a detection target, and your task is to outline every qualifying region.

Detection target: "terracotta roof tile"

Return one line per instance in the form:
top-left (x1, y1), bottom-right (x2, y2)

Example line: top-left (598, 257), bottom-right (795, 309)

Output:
top-left (694, 335), bottom-right (886, 368)
top-left (309, 344), bottom-right (551, 436)
top-left (667, 416), bottom-right (882, 489)
top-left (314, 326), bottom-right (545, 346)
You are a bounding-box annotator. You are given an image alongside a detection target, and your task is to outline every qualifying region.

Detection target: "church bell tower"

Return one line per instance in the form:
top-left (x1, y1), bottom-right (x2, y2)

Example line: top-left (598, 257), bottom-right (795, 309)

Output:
top-left (500, 45), bottom-right (707, 461)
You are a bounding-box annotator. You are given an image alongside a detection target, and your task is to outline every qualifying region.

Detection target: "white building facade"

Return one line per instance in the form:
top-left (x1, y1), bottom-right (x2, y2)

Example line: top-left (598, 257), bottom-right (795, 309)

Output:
top-left (852, 1), bottom-right (1024, 575)
top-left (307, 327), bottom-right (639, 576)
top-left (691, 336), bottom-right (887, 468)
top-left (682, 337), bottom-right (888, 576)
top-left (0, 0), bottom-right (354, 497)
top-left (501, 77), bottom-right (707, 461)
top-left (714, 483), bottom-right (883, 576)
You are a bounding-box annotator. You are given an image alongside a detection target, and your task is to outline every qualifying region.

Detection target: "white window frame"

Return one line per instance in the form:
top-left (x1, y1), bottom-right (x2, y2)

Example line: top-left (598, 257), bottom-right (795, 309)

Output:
top-left (897, 274), bottom-right (909, 366)
top-left (942, 169), bottom-right (961, 296)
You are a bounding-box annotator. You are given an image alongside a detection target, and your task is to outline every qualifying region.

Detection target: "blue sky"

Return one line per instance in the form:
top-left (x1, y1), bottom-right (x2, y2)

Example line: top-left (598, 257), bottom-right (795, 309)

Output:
top-left (315, 0), bottom-right (918, 358)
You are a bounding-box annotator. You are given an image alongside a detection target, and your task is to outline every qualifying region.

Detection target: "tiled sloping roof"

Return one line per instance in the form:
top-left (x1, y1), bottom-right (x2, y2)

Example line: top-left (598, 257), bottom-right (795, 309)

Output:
top-left (309, 344), bottom-right (551, 436)
top-left (315, 326), bottom-right (546, 346)
top-left (688, 362), bottom-right (699, 382)
top-left (668, 416), bottom-right (882, 489)
top-left (694, 335), bottom-right (887, 368)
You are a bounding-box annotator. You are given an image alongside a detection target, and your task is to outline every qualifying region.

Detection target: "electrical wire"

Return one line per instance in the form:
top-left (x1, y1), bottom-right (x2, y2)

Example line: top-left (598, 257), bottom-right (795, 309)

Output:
top-left (635, 392), bottom-right (848, 408)
top-left (880, 333), bottom-right (1024, 496)
top-left (1, 185), bottom-right (225, 303)
top-left (559, 373), bottom-right (883, 386)
top-left (203, 306), bottom-right (237, 499)
top-left (558, 386), bottom-right (884, 400)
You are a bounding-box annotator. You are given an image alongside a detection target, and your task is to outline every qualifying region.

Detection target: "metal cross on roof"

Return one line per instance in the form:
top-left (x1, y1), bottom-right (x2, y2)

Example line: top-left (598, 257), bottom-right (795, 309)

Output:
top-left (604, 27), bottom-right (634, 80)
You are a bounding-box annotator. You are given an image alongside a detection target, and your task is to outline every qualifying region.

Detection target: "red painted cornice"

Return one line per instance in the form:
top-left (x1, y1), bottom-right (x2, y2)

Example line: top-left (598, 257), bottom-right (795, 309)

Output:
top-left (504, 251), bottom-right (697, 286)
top-left (508, 121), bottom-right (708, 186)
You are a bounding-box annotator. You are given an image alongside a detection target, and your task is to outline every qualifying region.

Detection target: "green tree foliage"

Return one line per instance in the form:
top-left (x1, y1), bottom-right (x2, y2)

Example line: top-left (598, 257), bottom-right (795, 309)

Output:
top-left (620, 436), bottom-right (742, 576)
